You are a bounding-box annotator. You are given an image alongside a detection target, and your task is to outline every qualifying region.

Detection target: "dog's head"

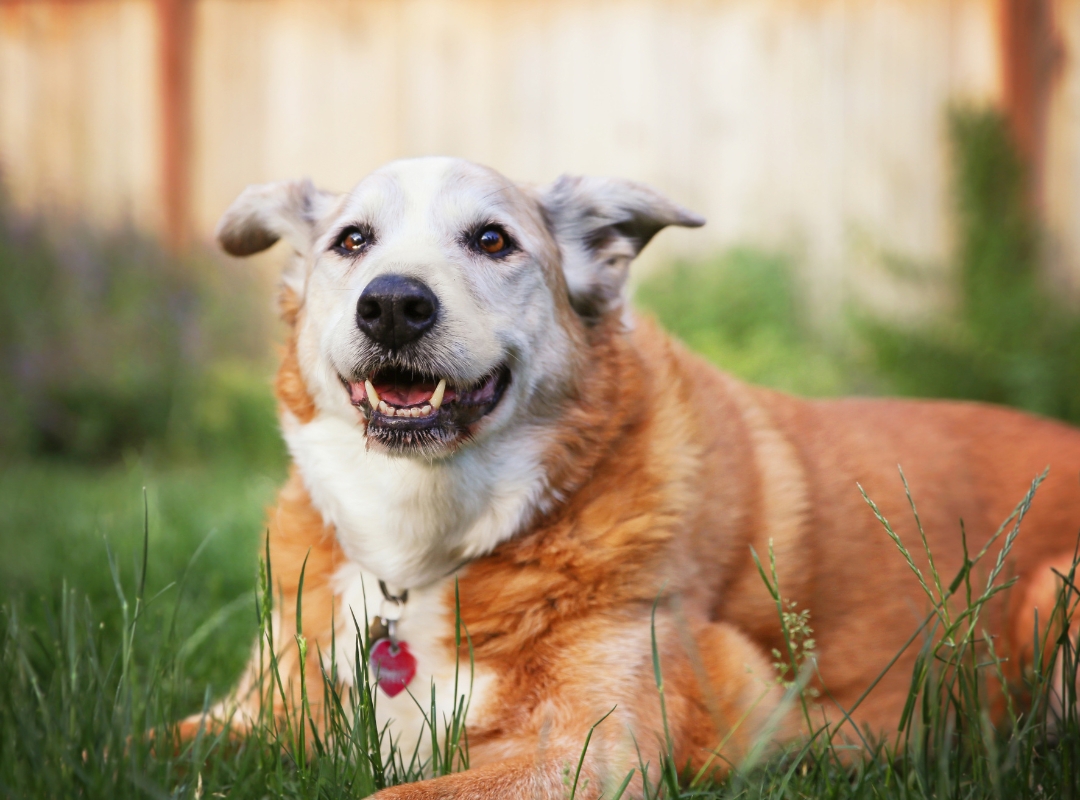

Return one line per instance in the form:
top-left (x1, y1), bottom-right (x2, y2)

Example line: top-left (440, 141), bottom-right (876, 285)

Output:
top-left (218, 157), bottom-right (703, 458)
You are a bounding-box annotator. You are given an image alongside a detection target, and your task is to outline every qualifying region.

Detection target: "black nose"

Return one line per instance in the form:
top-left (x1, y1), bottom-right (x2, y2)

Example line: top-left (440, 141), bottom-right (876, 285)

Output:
top-left (356, 274), bottom-right (440, 349)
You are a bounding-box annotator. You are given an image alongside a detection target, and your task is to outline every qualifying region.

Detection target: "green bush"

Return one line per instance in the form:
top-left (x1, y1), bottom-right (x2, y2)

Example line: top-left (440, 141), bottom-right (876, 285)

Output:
top-left (635, 249), bottom-right (858, 398)
top-left (0, 199), bottom-right (284, 466)
top-left (639, 107), bottom-right (1080, 431)
top-left (860, 108), bottom-right (1080, 422)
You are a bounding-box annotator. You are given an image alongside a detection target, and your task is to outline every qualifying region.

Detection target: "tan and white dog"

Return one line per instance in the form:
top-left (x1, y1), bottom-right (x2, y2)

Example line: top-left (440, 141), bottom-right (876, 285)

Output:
top-left (192, 157), bottom-right (1080, 798)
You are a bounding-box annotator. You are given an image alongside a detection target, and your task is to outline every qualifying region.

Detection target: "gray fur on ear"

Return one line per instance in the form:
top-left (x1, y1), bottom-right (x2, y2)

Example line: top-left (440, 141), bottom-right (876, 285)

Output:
top-left (216, 179), bottom-right (340, 257)
top-left (540, 175), bottom-right (704, 320)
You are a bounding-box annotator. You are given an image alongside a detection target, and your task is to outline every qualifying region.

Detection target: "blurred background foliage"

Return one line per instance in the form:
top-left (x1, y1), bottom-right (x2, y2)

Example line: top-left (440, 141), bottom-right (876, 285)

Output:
top-left (636, 248), bottom-right (859, 398)
top-left (857, 107), bottom-right (1080, 422)
top-left (637, 106), bottom-right (1080, 427)
top-left (0, 195), bottom-right (288, 694)
top-left (0, 204), bottom-right (283, 466)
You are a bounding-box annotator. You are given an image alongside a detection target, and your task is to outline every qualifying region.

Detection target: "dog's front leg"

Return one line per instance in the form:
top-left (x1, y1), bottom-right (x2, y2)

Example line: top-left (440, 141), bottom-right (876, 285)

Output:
top-left (370, 754), bottom-right (602, 800)
top-left (370, 619), bottom-right (783, 799)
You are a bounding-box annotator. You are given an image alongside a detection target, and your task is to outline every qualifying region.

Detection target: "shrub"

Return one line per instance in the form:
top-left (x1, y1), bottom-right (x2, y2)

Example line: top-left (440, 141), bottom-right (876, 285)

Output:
top-left (639, 107), bottom-right (1080, 432)
top-left (0, 197), bottom-right (283, 466)
top-left (860, 108), bottom-right (1080, 422)
top-left (634, 249), bottom-right (858, 398)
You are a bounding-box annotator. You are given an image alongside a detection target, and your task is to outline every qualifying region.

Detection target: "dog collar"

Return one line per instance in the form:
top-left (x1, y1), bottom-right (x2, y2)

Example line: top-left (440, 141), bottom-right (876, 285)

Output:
top-left (365, 560), bottom-right (469, 697)
top-left (368, 581), bottom-right (417, 697)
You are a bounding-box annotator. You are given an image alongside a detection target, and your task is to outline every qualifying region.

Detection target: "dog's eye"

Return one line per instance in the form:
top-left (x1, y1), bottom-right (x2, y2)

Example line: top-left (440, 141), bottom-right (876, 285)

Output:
top-left (474, 226), bottom-right (514, 257)
top-left (334, 227), bottom-right (369, 254)
top-left (478, 229), bottom-right (505, 253)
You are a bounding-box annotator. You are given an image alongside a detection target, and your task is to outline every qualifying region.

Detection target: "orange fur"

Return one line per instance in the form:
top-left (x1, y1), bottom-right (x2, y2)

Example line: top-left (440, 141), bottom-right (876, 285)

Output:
top-left (1006, 554), bottom-right (1080, 692)
top-left (191, 287), bottom-right (1080, 798)
top-left (275, 286), bottom-right (317, 423)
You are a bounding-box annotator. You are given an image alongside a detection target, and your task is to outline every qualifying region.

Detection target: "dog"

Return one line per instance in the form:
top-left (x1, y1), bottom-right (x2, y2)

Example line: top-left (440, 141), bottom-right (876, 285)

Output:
top-left (187, 157), bottom-right (1080, 798)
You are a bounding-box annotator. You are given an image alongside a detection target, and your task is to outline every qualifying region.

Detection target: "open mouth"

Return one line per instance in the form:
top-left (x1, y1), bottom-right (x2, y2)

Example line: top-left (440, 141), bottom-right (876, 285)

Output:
top-left (342, 364), bottom-right (511, 451)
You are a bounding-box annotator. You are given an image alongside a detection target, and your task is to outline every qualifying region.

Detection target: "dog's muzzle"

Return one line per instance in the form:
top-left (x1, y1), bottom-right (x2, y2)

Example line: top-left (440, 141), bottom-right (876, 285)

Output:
top-left (341, 364), bottom-right (512, 454)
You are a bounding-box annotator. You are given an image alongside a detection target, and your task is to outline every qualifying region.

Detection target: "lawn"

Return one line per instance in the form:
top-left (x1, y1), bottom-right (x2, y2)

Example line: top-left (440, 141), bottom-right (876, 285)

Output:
top-left (0, 457), bottom-right (282, 704)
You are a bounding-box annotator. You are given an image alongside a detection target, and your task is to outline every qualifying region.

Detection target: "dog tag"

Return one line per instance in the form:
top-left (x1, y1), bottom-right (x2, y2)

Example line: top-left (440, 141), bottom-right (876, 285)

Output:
top-left (369, 638), bottom-right (417, 697)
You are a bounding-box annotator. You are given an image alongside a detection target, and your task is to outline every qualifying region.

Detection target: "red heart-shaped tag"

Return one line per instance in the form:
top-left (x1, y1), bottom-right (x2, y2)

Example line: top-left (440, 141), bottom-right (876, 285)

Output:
top-left (369, 638), bottom-right (417, 697)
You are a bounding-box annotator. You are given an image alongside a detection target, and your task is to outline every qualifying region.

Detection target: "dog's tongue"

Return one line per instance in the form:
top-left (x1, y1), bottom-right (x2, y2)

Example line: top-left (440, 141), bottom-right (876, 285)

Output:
top-left (375, 380), bottom-right (435, 407)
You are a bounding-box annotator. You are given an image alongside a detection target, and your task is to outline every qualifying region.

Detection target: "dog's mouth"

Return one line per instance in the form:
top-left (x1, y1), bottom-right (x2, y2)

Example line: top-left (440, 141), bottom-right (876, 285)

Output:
top-left (341, 364), bottom-right (511, 453)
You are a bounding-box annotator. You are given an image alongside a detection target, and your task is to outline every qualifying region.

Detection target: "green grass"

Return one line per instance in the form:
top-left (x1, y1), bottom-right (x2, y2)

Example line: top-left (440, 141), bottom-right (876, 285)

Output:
top-left (0, 457), bottom-right (282, 698)
top-left (0, 455), bottom-right (476, 798)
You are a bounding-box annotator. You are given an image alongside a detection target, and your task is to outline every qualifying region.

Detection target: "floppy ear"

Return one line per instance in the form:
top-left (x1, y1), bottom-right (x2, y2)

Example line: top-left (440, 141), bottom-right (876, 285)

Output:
top-left (216, 178), bottom-right (340, 258)
top-left (540, 175), bottom-right (704, 320)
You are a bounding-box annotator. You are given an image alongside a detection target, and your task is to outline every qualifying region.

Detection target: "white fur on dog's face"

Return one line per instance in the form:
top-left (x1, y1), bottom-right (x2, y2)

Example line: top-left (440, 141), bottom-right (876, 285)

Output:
top-left (301, 157), bottom-right (575, 455)
top-left (217, 157), bottom-right (702, 587)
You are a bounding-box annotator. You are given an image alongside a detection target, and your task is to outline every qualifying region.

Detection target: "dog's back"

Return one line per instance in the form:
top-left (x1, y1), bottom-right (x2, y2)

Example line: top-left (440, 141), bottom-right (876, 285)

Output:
top-left (652, 322), bottom-right (1080, 730)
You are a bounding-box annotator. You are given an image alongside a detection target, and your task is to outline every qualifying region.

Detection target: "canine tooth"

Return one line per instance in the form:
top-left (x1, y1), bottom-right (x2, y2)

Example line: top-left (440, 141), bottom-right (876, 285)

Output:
top-left (421, 404), bottom-right (432, 416)
top-left (430, 379), bottom-right (447, 410)
top-left (364, 380), bottom-right (380, 407)
top-left (378, 401), bottom-right (390, 415)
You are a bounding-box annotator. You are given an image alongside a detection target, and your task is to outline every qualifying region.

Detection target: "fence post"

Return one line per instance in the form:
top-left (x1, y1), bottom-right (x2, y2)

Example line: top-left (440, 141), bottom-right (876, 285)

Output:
top-left (157, 0), bottom-right (195, 251)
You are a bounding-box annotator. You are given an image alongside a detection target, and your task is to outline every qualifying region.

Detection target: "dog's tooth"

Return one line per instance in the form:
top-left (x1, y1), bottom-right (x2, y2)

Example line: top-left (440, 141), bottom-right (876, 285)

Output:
top-left (378, 401), bottom-right (390, 415)
top-left (430, 379), bottom-right (447, 410)
top-left (421, 404), bottom-right (432, 416)
top-left (410, 407), bottom-right (421, 418)
top-left (364, 380), bottom-right (380, 408)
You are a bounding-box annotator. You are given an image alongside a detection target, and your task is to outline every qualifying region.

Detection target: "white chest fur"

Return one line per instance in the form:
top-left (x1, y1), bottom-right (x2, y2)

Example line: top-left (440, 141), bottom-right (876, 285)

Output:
top-left (281, 410), bottom-right (545, 761)
top-left (283, 411), bottom-right (547, 589)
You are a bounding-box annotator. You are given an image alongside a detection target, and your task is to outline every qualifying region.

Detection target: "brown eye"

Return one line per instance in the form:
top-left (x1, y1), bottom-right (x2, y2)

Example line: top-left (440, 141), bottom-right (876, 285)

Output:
top-left (342, 230), bottom-right (366, 251)
top-left (478, 228), bottom-right (506, 254)
top-left (334, 227), bottom-right (369, 254)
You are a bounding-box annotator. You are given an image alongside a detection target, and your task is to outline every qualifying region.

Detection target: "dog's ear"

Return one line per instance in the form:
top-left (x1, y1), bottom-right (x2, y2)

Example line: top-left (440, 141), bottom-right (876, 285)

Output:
top-left (216, 179), bottom-right (340, 258)
top-left (540, 175), bottom-right (704, 320)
